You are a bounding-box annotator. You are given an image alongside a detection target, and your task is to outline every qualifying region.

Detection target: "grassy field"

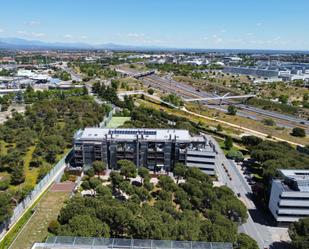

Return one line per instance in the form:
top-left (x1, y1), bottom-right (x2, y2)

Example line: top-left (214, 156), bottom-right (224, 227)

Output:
top-left (9, 191), bottom-right (69, 249)
top-left (23, 146), bottom-right (39, 188)
top-left (186, 103), bottom-right (309, 145)
top-left (106, 117), bottom-right (131, 128)
top-left (138, 97), bottom-right (242, 136)
top-left (137, 97), bottom-right (309, 146)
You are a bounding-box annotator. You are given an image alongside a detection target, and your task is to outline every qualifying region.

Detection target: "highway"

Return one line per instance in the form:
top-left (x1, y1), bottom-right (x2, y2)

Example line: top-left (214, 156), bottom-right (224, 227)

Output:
top-left (62, 65), bottom-right (309, 133)
top-left (209, 137), bottom-right (290, 249)
top-left (60, 65), bottom-right (83, 82)
top-left (141, 74), bottom-right (309, 133)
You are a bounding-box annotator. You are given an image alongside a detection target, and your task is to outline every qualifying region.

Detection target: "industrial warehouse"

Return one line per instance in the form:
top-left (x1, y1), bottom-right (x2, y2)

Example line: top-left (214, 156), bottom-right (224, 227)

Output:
top-left (73, 128), bottom-right (219, 175)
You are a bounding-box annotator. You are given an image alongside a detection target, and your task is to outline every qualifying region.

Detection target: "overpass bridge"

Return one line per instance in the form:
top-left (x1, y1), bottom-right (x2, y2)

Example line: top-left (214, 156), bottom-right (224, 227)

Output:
top-left (117, 91), bottom-right (179, 109)
top-left (183, 93), bottom-right (256, 103)
top-left (115, 68), bottom-right (155, 79)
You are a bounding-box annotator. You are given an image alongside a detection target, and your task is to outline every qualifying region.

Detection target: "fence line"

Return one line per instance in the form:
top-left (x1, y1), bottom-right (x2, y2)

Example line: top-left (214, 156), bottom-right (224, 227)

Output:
top-left (0, 150), bottom-right (71, 241)
top-left (99, 108), bottom-right (115, 128)
top-left (0, 106), bottom-right (115, 243)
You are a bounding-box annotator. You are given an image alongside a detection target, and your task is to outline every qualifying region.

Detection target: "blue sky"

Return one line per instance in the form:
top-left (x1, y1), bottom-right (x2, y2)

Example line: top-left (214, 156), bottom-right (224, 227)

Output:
top-left (0, 0), bottom-right (308, 50)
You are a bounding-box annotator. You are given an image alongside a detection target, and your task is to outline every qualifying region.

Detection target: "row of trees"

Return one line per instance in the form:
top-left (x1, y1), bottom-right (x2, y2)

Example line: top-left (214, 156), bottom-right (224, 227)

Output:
top-left (241, 135), bottom-right (309, 205)
top-left (51, 162), bottom-right (255, 248)
top-left (92, 81), bottom-right (135, 111)
top-left (161, 94), bottom-right (184, 107)
top-left (71, 62), bottom-right (118, 79)
top-left (122, 107), bottom-right (199, 135)
top-left (23, 86), bottom-right (88, 104)
top-left (53, 70), bottom-right (71, 81)
top-left (246, 97), bottom-right (299, 116)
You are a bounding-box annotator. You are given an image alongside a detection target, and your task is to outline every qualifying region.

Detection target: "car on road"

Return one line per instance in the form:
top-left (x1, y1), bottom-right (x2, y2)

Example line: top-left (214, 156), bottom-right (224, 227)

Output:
top-left (237, 193), bottom-right (241, 197)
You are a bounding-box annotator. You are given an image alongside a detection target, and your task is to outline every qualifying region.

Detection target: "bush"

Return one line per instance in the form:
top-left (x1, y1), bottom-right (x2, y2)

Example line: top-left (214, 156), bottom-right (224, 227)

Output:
top-left (241, 136), bottom-right (262, 146)
top-left (92, 161), bottom-right (107, 174)
top-left (227, 150), bottom-right (244, 161)
top-left (147, 88), bottom-right (154, 95)
top-left (216, 124), bottom-right (223, 132)
top-left (289, 217), bottom-right (309, 249)
top-left (89, 177), bottom-right (102, 189)
top-left (291, 127), bottom-right (306, 137)
top-left (0, 177), bottom-right (10, 190)
top-left (85, 168), bottom-right (95, 177)
top-left (227, 105), bottom-right (237, 115)
top-left (224, 136), bottom-right (233, 150)
top-left (48, 220), bottom-right (60, 234)
top-left (262, 118), bottom-right (275, 126)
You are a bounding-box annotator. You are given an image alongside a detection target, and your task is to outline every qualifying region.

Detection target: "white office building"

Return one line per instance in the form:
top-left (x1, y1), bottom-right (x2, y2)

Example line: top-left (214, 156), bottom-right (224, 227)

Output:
top-left (74, 128), bottom-right (219, 175)
top-left (269, 169), bottom-right (309, 223)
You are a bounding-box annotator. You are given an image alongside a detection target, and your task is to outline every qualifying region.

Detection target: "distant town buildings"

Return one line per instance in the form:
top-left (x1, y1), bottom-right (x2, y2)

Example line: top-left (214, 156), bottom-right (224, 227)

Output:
top-left (73, 128), bottom-right (219, 175)
top-left (269, 169), bottom-right (309, 223)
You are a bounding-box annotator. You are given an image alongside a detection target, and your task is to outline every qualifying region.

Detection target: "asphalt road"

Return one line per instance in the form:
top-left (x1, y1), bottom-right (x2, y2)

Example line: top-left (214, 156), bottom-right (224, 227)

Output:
top-left (142, 75), bottom-right (309, 133)
top-left (61, 65), bottom-right (83, 82)
top-left (208, 137), bottom-right (289, 249)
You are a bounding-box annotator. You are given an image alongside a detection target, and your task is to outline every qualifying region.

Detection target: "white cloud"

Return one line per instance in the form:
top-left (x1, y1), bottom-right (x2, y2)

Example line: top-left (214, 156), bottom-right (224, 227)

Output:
top-left (64, 34), bottom-right (73, 39)
top-left (31, 32), bottom-right (45, 38)
top-left (256, 22), bottom-right (263, 27)
top-left (17, 30), bottom-right (28, 35)
top-left (26, 20), bottom-right (40, 26)
top-left (80, 35), bottom-right (88, 40)
top-left (212, 34), bottom-right (223, 44)
top-left (0, 28), bottom-right (4, 33)
top-left (127, 33), bottom-right (145, 38)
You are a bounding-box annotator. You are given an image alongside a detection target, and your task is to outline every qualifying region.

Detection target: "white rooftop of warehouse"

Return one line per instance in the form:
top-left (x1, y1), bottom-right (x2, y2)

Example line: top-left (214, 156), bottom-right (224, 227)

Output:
top-left (75, 128), bottom-right (206, 142)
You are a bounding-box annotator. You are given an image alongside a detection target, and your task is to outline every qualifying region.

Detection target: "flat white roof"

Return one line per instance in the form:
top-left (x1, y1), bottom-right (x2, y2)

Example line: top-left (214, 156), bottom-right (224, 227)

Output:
top-left (280, 169), bottom-right (309, 179)
top-left (75, 128), bottom-right (204, 142)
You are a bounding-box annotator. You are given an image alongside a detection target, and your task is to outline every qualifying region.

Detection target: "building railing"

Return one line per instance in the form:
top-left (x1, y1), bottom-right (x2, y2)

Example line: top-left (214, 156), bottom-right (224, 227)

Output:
top-left (31, 236), bottom-right (233, 249)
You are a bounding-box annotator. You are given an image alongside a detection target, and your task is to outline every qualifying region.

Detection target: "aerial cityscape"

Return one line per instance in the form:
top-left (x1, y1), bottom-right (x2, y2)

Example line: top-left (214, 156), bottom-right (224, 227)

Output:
top-left (0, 1), bottom-right (308, 249)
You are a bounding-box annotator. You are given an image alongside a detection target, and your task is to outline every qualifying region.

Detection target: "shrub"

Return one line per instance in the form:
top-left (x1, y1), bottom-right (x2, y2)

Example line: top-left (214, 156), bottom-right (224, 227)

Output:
top-left (147, 88), bottom-right (154, 95)
top-left (48, 220), bottom-right (60, 234)
top-left (291, 127), bottom-right (306, 137)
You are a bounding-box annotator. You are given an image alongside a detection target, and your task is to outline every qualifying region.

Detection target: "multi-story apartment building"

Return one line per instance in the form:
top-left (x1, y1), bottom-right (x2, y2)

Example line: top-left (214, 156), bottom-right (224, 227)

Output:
top-left (269, 169), bottom-right (309, 223)
top-left (73, 128), bottom-right (219, 175)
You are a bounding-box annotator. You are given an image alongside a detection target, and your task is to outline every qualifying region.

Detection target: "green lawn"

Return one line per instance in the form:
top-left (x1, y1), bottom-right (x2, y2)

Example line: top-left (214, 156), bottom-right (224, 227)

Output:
top-left (219, 140), bottom-right (240, 154)
top-left (106, 117), bottom-right (131, 128)
top-left (9, 191), bottom-right (69, 249)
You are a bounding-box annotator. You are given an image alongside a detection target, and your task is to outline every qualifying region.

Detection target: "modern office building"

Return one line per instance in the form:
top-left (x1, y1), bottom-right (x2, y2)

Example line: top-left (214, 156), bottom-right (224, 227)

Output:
top-left (269, 169), bottom-right (309, 223)
top-left (73, 128), bottom-right (219, 175)
top-left (223, 66), bottom-right (279, 78)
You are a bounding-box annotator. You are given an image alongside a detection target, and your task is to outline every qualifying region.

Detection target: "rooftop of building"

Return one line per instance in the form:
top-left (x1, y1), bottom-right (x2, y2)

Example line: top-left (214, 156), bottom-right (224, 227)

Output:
top-left (280, 169), bottom-right (309, 180)
top-left (74, 128), bottom-right (207, 142)
top-left (277, 169), bottom-right (309, 192)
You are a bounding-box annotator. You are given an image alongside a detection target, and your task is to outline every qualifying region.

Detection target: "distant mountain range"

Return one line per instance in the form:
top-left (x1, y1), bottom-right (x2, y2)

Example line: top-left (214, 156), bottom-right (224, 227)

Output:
top-left (0, 37), bottom-right (164, 51)
top-left (0, 37), bottom-right (308, 54)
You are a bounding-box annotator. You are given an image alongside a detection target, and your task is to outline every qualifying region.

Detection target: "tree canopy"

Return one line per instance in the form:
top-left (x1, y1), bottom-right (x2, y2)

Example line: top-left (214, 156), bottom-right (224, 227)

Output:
top-left (289, 217), bottom-right (309, 249)
top-left (54, 165), bottom-right (250, 245)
